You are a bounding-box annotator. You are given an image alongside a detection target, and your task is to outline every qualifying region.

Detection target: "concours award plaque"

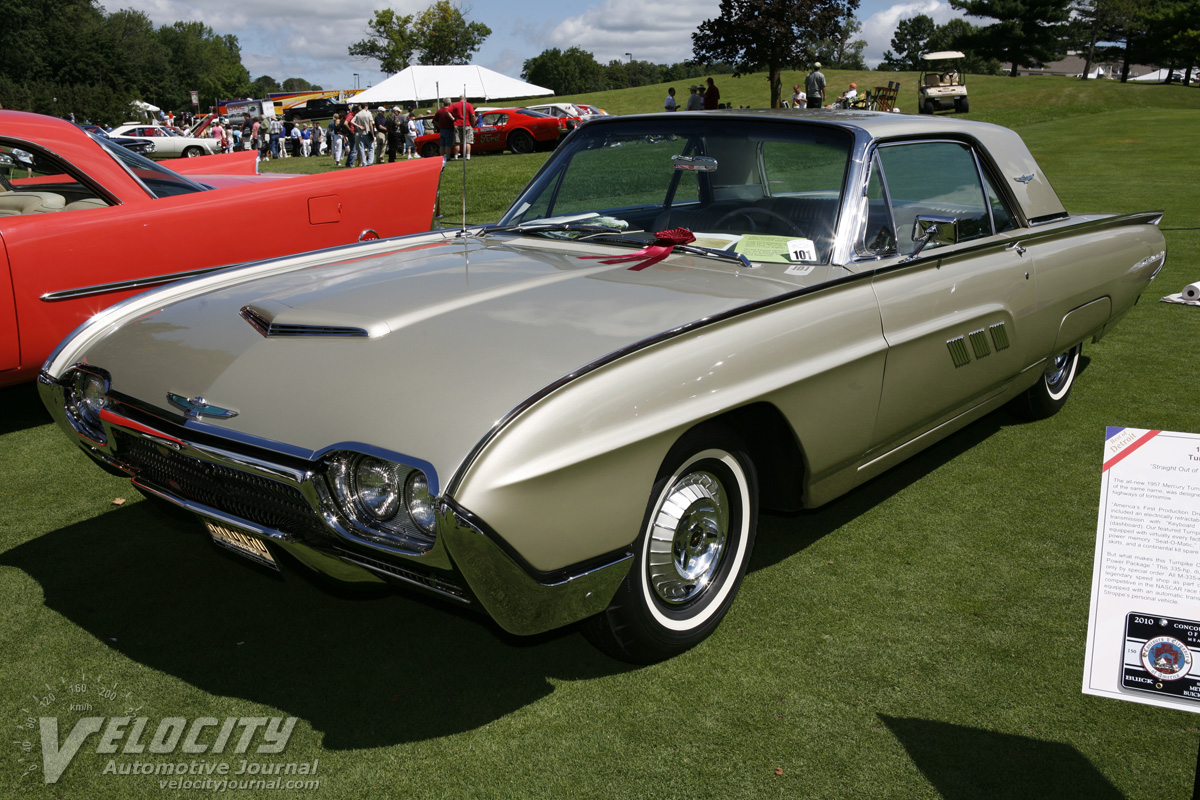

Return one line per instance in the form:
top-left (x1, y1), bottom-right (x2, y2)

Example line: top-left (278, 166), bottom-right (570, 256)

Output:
top-left (1083, 428), bottom-right (1200, 713)
top-left (1122, 613), bottom-right (1200, 700)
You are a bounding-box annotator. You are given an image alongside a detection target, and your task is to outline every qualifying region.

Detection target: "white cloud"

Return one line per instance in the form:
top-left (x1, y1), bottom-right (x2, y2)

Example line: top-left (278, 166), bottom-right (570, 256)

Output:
top-left (861, 1), bottom-right (966, 66)
top-left (546, 0), bottom-right (721, 65)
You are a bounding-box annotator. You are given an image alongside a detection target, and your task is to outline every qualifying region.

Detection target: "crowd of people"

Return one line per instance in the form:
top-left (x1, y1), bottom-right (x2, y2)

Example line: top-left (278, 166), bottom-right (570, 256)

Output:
top-left (182, 104), bottom-right (432, 165)
top-left (212, 99), bottom-right (485, 166)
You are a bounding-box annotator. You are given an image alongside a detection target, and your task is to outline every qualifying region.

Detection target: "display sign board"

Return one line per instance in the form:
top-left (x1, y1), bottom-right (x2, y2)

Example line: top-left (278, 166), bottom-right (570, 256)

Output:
top-left (1083, 428), bottom-right (1200, 712)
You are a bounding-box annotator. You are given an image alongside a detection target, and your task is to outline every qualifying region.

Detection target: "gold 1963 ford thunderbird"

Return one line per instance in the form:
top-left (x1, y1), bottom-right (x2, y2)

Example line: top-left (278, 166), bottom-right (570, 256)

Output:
top-left (39, 110), bottom-right (1166, 662)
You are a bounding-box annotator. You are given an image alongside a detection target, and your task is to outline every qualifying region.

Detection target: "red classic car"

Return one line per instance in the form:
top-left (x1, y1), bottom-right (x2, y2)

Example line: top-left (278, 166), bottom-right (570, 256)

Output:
top-left (417, 108), bottom-right (567, 158)
top-left (0, 110), bottom-right (442, 387)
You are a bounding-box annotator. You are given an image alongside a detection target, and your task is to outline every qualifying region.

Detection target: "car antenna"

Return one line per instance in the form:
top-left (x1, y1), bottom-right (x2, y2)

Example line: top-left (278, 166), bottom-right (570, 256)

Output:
top-left (460, 86), bottom-right (468, 235)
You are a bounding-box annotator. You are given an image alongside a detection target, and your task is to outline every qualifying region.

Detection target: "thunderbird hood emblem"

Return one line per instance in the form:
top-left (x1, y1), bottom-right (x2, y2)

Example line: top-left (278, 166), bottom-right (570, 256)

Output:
top-left (1013, 173), bottom-right (1035, 184)
top-left (167, 393), bottom-right (239, 420)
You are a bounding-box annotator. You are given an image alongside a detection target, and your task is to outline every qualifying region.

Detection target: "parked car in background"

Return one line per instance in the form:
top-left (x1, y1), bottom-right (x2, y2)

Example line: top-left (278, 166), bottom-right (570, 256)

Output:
top-left (108, 123), bottom-right (221, 158)
top-left (416, 107), bottom-right (567, 157)
top-left (283, 97), bottom-right (351, 122)
top-left (523, 102), bottom-right (590, 130)
top-left (0, 110), bottom-right (442, 387)
top-left (77, 125), bottom-right (157, 157)
top-left (39, 110), bottom-right (1165, 663)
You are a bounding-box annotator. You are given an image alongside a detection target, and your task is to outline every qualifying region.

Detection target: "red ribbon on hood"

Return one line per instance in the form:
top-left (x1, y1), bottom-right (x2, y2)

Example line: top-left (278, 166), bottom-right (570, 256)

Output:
top-left (577, 228), bottom-right (695, 271)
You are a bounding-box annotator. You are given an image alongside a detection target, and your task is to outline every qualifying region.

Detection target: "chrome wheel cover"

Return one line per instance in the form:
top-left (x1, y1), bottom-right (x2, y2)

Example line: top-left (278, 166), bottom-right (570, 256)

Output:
top-left (1044, 346), bottom-right (1078, 399)
top-left (647, 470), bottom-right (729, 605)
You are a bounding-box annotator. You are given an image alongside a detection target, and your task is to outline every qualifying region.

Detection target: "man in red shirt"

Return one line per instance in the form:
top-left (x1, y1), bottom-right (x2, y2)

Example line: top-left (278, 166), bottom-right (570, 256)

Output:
top-left (703, 77), bottom-right (720, 110)
top-left (450, 95), bottom-right (476, 160)
top-left (432, 99), bottom-right (455, 161)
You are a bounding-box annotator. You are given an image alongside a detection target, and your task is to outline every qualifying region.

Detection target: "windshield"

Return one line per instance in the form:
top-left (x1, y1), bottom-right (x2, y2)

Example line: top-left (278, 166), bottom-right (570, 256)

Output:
top-left (499, 118), bottom-right (853, 264)
top-left (96, 136), bottom-right (209, 198)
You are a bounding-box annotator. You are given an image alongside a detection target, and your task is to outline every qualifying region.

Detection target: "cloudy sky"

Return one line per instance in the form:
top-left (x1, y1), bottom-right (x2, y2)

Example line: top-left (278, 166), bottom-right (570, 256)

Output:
top-left (115, 0), bottom-right (967, 91)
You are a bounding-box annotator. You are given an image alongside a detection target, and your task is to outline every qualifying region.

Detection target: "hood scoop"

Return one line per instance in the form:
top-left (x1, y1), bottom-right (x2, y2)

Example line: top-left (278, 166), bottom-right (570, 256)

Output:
top-left (240, 301), bottom-right (382, 338)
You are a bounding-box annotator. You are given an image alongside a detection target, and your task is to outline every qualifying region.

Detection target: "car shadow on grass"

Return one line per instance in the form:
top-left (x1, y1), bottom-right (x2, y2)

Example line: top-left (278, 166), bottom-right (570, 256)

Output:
top-left (750, 354), bottom-right (1092, 573)
top-left (879, 715), bottom-right (1125, 799)
top-left (751, 410), bottom-right (1005, 572)
top-left (0, 382), bottom-right (52, 435)
top-left (0, 500), bottom-right (635, 750)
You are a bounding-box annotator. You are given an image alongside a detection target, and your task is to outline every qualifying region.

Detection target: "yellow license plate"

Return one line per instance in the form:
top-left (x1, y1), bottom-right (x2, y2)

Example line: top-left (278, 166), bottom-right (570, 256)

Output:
top-left (203, 519), bottom-right (278, 570)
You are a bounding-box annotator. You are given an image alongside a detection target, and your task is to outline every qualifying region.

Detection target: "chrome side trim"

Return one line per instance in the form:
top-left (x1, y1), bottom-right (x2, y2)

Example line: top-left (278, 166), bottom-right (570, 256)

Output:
top-left (40, 265), bottom-right (232, 301)
top-left (440, 505), bottom-right (632, 635)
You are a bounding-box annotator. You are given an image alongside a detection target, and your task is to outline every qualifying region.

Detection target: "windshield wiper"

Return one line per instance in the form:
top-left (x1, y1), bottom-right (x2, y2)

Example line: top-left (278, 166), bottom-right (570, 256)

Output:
top-left (472, 222), bottom-right (627, 238)
top-left (479, 225), bottom-right (756, 268)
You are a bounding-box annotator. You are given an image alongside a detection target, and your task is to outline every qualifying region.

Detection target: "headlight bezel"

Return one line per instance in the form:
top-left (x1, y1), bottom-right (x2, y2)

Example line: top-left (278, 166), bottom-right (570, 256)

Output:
top-left (65, 367), bottom-right (111, 443)
top-left (324, 451), bottom-right (438, 552)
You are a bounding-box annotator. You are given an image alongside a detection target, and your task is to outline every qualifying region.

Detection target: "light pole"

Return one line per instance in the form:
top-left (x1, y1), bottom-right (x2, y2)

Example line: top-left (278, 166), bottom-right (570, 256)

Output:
top-left (353, 73), bottom-right (360, 90)
top-left (625, 53), bottom-right (632, 64)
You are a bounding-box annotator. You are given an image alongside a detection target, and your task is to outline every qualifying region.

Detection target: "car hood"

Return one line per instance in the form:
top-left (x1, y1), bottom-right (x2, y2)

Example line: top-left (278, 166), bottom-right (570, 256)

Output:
top-left (77, 232), bottom-right (846, 485)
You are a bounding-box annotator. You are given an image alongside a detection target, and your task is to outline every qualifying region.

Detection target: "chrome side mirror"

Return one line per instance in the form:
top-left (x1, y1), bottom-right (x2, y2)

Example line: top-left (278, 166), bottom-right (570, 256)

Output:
top-left (904, 214), bottom-right (959, 261)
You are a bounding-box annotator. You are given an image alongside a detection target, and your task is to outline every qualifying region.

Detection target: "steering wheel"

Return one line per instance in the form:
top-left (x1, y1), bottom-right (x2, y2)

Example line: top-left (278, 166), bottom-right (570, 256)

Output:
top-left (713, 206), bottom-right (806, 237)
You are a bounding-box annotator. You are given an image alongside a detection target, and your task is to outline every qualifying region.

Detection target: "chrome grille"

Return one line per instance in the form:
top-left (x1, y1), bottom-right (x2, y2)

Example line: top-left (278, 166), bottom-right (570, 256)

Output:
top-left (332, 546), bottom-right (468, 601)
top-left (115, 431), bottom-right (324, 536)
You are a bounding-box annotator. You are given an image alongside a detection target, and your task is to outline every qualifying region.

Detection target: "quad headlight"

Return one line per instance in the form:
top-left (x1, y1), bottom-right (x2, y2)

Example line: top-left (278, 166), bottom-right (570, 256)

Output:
top-left (403, 470), bottom-right (436, 533)
top-left (325, 452), bottom-right (437, 551)
top-left (65, 368), bottom-right (110, 442)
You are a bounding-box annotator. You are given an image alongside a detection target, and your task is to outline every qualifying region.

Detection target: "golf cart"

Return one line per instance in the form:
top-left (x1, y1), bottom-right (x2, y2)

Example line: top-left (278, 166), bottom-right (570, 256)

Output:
top-left (918, 51), bottom-right (969, 114)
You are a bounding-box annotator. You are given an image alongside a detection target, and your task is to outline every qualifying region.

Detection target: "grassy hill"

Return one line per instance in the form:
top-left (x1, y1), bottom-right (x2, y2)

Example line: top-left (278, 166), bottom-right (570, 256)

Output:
top-left (4, 71), bottom-right (1200, 800)
top-left (557, 67), bottom-right (1200, 122)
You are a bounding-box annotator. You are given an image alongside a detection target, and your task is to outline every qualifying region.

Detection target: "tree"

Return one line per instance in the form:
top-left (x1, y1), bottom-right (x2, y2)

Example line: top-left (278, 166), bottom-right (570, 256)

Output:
top-left (949, 0), bottom-right (1072, 76)
top-left (156, 22), bottom-right (251, 111)
top-left (413, 0), bottom-right (491, 64)
top-left (815, 15), bottom-right (868, 69)
top-left (880, 15), bottom-right (935, 70)
top-left (250, 75), bottom-right (281, 96)
top-left (692, 0), bottom-right (861, 109)
top-left (281, 77), bottom-right (322, 91)
top-left (102, 10), bottom-right (171, 99)
top-left (926, 19), bottom-right (1003, 74)
top-left (1141, 0), bottom-right (1200, 82)
top-left (521, 47), bottom-right (605, 94)
top-left (350, 2), bottom-right (490, 72)
top-left (348, 9), bottom-right (416, 74)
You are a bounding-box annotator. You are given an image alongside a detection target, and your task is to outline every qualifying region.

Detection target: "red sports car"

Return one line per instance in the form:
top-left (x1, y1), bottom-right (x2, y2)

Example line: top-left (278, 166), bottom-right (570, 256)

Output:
top-left (0, 110), bottom-right (442, 387)
top-left (416, 108), bottom-right (566, 158)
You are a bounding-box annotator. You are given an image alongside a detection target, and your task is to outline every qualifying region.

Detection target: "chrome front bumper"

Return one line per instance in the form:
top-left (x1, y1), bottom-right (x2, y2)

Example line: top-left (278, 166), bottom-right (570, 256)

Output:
top-left (38, 370), bottom-right (631, 636)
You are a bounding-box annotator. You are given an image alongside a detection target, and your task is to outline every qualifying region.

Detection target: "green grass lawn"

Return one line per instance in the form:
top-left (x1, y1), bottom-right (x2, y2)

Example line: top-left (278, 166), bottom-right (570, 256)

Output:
top-left (3, 75), bottom-right (1200, 799)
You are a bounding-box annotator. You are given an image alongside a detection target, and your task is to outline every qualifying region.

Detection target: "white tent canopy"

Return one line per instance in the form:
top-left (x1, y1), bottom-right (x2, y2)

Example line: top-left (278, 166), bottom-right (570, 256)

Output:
top-left (350, 65), bottom-right (553, 105)
top-left (1130, 67), bottom-right (1194, 82)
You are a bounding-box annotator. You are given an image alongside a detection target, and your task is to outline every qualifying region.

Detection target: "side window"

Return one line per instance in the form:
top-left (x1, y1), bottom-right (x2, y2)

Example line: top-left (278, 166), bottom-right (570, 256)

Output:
top-left (982, 170), bottom-right (1015, 233)
top-left (856, 153), bottom-right (897, 257)
top-left (876, 141), bottom-right (991, 255)
top-left (0, 141), bottom-right (107, 213)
